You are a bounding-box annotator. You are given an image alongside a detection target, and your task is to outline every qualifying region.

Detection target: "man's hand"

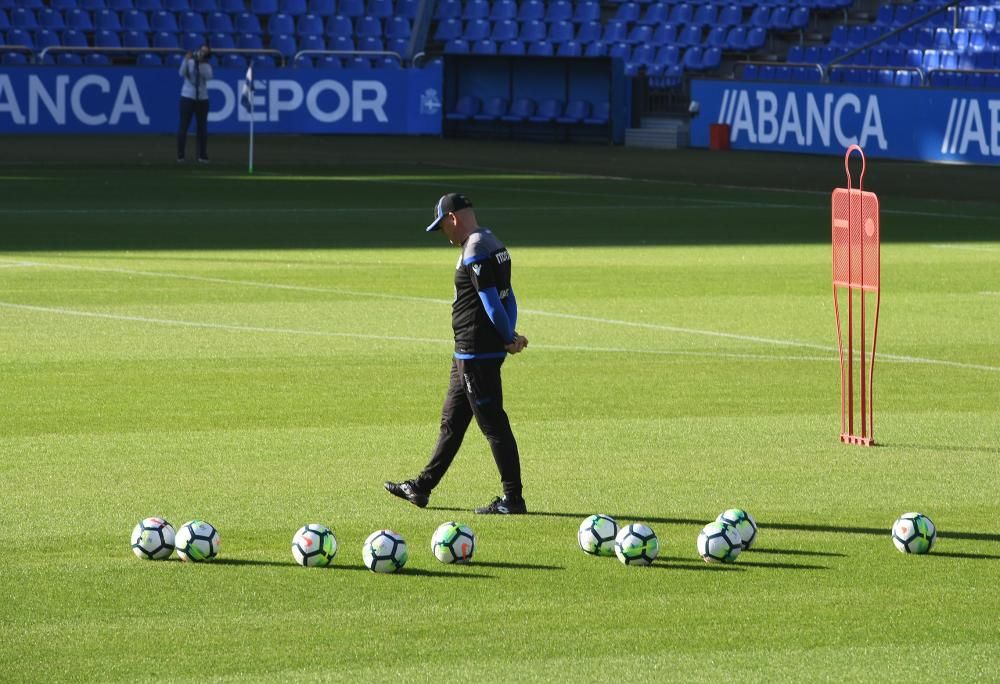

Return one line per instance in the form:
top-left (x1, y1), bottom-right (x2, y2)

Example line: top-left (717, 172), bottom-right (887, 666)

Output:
top-left (505, 333), bottom-right (529, 355)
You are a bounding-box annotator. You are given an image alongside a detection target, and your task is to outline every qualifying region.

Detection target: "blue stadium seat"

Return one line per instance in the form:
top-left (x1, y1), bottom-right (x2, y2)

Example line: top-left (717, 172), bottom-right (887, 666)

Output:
top-left (893, 4), bottom-right (912, 25)
top-left (556, 39), bottom-right (580, 57)
top-left (462, 0), bottom-right (488, 20)
top-left (11, 8), bottom-right (38, 29)
top-left (651, 22), bottom-right (677, 45)
top-left (748, 6), bottom-right (769, 29)
top-left (447, 94), bottom-right (480, 121)
top-left (359, 35), bottom-right (383, 50)
top-left (546, 0), bottom-right (572, 22)
top-left (443, 37), bottom-right (468, 53)
top-left (297, 13), bottom-right (323, 35)
top-left (123, 29), bottom-right (149, 46)
top-left (434, 18), bottom-right (461, 41)
top-left (669, 3), bottom-right (692, 24)
top-left (435, 0), bottom-right (460, 19)
top-left (614, 1), bottom-right (639, 23)
top-left (137, 52), bottom-right (161, 64)
top-left (639, 2), bottom-right (667, 25)
top-left (2, 52), bottom-right (29, 65)
top-left (328, 34), bottom-right (354, 49)
top-left (387, 36), bottom-right (407, 53)
top-left (82, 0), bottom-right (108, 10)
top-left (35, 27), bottom-right (60, 51)
top-left (299, 33), bottom-right (323, 50)
top-left (386, 16), bottom-right (409, 38)
top-left (474, 96), bottom-right (507, 121)
top-left (472, 38), bottom-right (497, 55)
top-left (677, 24), bottom-right (702, 47)
top-left (52, 0), bottom-right (78, 8)
top-left (367, 0), bottom-right (393, 18)
top-left (875, 3), bottom-right (892, 25)
top-left (499, 38), bottom-right (525, 54)
top-left (626, 24), bottom-right (652, 45)
top-left (601, 20), bottom-right (627, 43)
top-left (165, 52), bottom-right (183, 65)
top-left (237, 32), bottom-right (263, 48)
top-left (549, 20), bottom-right (573, 44)
top-left (270, 33), bottom-right (296, 57)
top-left (583, 101), bottom-right (609, 125)
top-left (789, 7), bottom-right (809, 30)
top-left (0, 10), bottom-right (9, 30)
top-left (742, 63), bottom-right (759, 80)
top-left (681, 45), bottom-right (702, 69)
top-left (981, 8), bottom-right (997, 31)
top-left (502, 97), bottom-right (534, 122)
top-left (892, 69), bottom-right (911, 86)
top-left (191, 0), bottom-right (217, 11)
top-left (745, 26), bottom-right (765, 49)
top-left (207, 11), bottom-right (232, 31)
top-left (235, 12), bottom-right (262, 33)
top-left (968, 30), bottom-right (986, 52)
top-left (137, 0), bottom-right (164, 9)
top-left (308, 0), bottom-right (335, 16)
top-left (268, 12), bottom-right (294, 34)
top-left (253, 54), bottom-right (276, 66)
top-left (181, 31), bottom-right (205, 49)
top-left (57, 52), bottom-right (84, 65)
top-left (86, 53), bottom-right (113, 65)
top-left (583, 40), bottom-right (606, 57)
top-left (489, 0), bottom-right (516, 21)
top-left (252, 0), bottom-right (278, 15)
top-left (608, 41), bottom-right (629, 60)
top-left (769, 6), bottom-right (789, 30)
top-left (125, 9), bottom-right (152, 30)
top-left (39, 8), bottom-right (65, 29)
top-left (221, 52), bottom-right (245, 67)
top-left (464, 18), bottom-right (489, 41)
top-left (211, 31), bottom-right (234, 47)
top-left (693, 4), bottom-right (717, 25)
top-left (326, 15), bottom-right (352, 37)
top-left (165, 0), bottom-right (190, 10)
top-left (96, 29), bottom-right (122, 47)
top-left (281, 0), bottom-right (308, 15)
top-left (520, 19), bottom-right (545, 43)
top-left (527, 39), bottom-right (553, 55)
top-left (355, 15), bottom-right (380, 37)
top-left (706, 26), bottom-right (726, 49)
top-left (491, 18), bottom-right (517, 41)
top-left (573, 1), bottom-right (599, 23)
top-left (528, 98), bottom-right (562, 122)
top-left (556, 99), bottom-right (589, 124)
top-left (153, 30), bottom-right (179, 47)
top-left (396, 0), bottom-right (417, 18)
top-left (576, 20), bottom-right (601, 44)
top-left (517, 0), bottom-right (543, 21)
top-left (966, 71), bottom-right (985, 88)
top-left (181, 11), bottom-right (206, 32)
top-left (719, 4), bottom-right (741, 26)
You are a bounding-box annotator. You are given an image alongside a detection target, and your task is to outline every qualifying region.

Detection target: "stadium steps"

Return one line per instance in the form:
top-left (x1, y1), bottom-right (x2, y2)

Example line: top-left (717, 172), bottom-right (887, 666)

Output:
top-left (624, 116), bottom-right (688, 149)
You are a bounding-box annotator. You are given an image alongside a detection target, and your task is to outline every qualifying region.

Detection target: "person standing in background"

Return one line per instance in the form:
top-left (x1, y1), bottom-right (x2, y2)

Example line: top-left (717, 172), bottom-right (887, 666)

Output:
top-left (177, 44), bottom-right (212, 163)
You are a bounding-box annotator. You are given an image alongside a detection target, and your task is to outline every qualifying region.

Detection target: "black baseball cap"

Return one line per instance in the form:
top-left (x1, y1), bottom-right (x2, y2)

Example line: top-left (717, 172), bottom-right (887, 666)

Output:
top-left (425, 193), bottom-right (473, 232)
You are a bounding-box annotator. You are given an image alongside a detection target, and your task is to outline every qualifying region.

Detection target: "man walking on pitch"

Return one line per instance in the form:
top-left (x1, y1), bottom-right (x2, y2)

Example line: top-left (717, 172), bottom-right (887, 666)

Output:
top-left (385, 193), bottom-right (529, 514)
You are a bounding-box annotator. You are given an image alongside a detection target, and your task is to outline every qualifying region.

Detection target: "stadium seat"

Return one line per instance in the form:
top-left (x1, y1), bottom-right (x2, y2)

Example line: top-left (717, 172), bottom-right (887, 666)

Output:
top-left (38, 8), bottom-right (65, 29)
top-left (57, 52), bottom-right (84, 65)
top-left (669, 3), bottom-right (692, 24)
top-left (447, 94), bottom-right (480, 121)
top-left (81, 0), bottom-right (107, 10)
top-left (237, 32), bottom-right (263, 49)
top-left (386, 16), bottom-right (409, 39)
top-left (489, 0), bottom-right (516, 21)
top-left (124, 9), bottom-right (152, 30)
top-left (745, 26), bottom-right (765, 49)
top-left (473, 96), bottom-right (508, 121)
top-left (443, 38), bottom-right (468, 53)
top-left (556, 99), bottom-right (589, 124)
top-left (464, 18), bottom-right (490, 41)
top-left (367, 0), bottom-right (393, 18)
top-left (706, 26), bottom-right (727, 49)
top-left (435, 0), bottom-right (460, 20)
top-left (573, 1), bottom-right (599, 24)
top-left (576, 20), bottom-right (601, 44)
top-left (2, 52), bottom-right (29, 65)
top-left (491, 18), bottom-right (517, 42)
top-left (499, 38), bottom-right (525, 55)
top-left (326, 15), bottom-right (352, 37)
top-left (639, 2), bottom-right (667, 26)
top-left (123, 29), bottom-right (149, 47)
top-left (614, 2), bottom-right (640, 23)
top-left (328, 35), bottom-right (354, 50)
top-left (789, 7), bottom-right (809, 30)
top-left (583, 40), bottom-right (606, 57)
top-left (355, 15), bottom-right (381, 37)
top-left (252, 0), bottom-right (278, 15)
top-left (677, 24), bottom-right (703, 47)
top-left (222, 52), bottom-right (246, 67)
top-left (583, 101), bottom-right (609, 124)
top-left (528, 98), bottom-right (562, 122)
top-left (268, 12), bottom-right (294, 34)
top-left (280, 0), bottom-right (308, 15)
top-left (35, 28), bottom-right (60, 52)
top-left (694, 4), bottom-right (717, 25)
top-left (601, 20), bottom-right (627, 44)
top-left (11, 8), bottom-right (38, 29)
top-left (95, 29), bottom-right (122, 47)
top-left (517, 0), bottom-right (543, 22)
top-left (207, 11), bottom-right (232, 31)
top-left (626, 24), bottom-right (652, 45)
top-left (556, 39), bottom-right (580, 57)
top-left (153, 30), bottom-right (179, 47)
top-left (181, 11), bottom-right (206, 32)
top-left (471, 38), bottom-right (496, 54)
top-left (270, 33), bottom-right (297, 58)
top-left (150, 10), bottom-right (180, 33)
top-left (719, 4), bottom-right (741, 27)
top-left (191, 0), bottom-right (216, 10)
top-left (527, 39), bottom-right (553, 56)
top-left (211, 31), bottom-right (234, 48)
top-left (434, 18), bottom-right (461, 41)
top-left (298, 32), bottom-right (323, 50)
top-left (546, 0), bottom-right (571, 23)
top-left (549, 20), bottom-right (573, 44)
top-left (520, 19), bottom-right (545, 43)
top-left (359, 35), bottom-right (383, 50)
top-left (308, 0), bottom-right (335, 16)
top-left (501, 97), bottom-right (534, 122)
top-left (651, 23), bottom-right (677, 45)
top-left (236, 12), bottom-right (262, 34)
top-left (85, 53), bottom-right (113, 65)
top-left (165, 0), bottom-right (190, 10)
top-left (137, 52), bottom-right (161, 65)
top-left (137, 0), bottom-right (164, 9)
top-left (742, 63), bottom-right (759, 80)
top-left (51, 0), bottom-right (79, 8)
top-left (769, 7), bottom-right (789, 30)
top-left (462, 0), bottom-right (488, 20)
top-left (297, 13), bottom-right (323, 35)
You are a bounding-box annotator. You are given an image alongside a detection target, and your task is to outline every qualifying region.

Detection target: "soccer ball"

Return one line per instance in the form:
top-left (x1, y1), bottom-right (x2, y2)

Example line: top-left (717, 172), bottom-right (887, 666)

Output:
top-left (892, 513), bottom-right (936, 554)
top-left (578, 514), bottom-right (618, 557)
top-left (291, 524), bottom-right (338, 567)
top-left (717, 508), bottom-right (758, 550)
top-left (175, 520), bottom-right (220, 562)
top-left (431, 522), bottom-right (476, 564)
top-left (362, 529), bottom-right (408, 573)
top-left (131, 517), bottom-right (175, 560)
top-left (614, 523), bottom-right (660, 566)
top-left (697, 521), bottom-right (743, 563)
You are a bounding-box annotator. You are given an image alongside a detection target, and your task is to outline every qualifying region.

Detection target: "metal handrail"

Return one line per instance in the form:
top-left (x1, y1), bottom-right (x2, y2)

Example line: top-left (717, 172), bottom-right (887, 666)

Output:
top-left (0, 45), bottom-right (36, 63)
top-left (37, 45), bottom-right (285, 66)
top-left (291, 49), bottom-right (403, 66)
top-left (828, 63), bottom-right (925, 85)
top-left (925, 66), bottom-right (1000, 84)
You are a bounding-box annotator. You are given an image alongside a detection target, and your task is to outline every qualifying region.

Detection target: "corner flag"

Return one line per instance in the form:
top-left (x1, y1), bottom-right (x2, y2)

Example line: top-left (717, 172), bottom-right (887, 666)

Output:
top-left (241, 63), bottom-right (254, 174)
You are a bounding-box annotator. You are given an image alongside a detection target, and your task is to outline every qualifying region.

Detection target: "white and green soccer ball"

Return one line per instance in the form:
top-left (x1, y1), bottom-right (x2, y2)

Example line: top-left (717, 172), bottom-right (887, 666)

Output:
top-left (892, 513), bottom-right (936, 554)
top-left (175, 520), bottom-right (220, 562)
top-left (131, 517), bottom-right (175, 560)
top-left (431, 522), bottom-right (476, 564)
top-left (291, 524), bottom-right (338, 567)
top-left (717, 508), bottom-right (758, 550)
top-left (362, 529), bottom-right (408, 573)
top-left (697, 521), bottom-right (742, 563)
top-left (578, 514), bottom-right (618, 557)
top-left (614, 523), bottom-right (660, 566)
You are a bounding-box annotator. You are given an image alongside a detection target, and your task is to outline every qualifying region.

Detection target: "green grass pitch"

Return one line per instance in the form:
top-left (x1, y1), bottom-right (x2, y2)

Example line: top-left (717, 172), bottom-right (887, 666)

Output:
top-left (1, 142), bottom-right (998, 681)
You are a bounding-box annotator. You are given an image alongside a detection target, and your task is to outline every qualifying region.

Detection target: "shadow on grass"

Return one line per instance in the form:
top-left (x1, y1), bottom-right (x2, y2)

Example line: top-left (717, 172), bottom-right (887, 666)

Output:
top-left (653, 557), bottom-right (744, 572)
top-left (196, 558), bottom-right (496, 577)
top-left (927, 551), bottom-right (1000, 561)
top-left (473, 561), bottom-right (564, 571)
top-left (887, 443), bottom-right (1000, 456)
top-left (751, 548), bottom-right (847, 558)
top-left (735, 561), bottom-right (830, 570)
top-left (201, 558), bottom-right (295, 568)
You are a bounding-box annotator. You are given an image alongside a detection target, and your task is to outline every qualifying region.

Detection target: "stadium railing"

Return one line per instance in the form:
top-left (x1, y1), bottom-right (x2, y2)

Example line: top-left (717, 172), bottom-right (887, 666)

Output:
top-left (37, 45), bottom-right (286, 66)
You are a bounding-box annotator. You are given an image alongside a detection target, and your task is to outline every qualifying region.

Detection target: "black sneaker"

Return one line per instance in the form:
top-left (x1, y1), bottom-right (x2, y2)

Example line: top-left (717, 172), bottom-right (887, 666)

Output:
top-left (475, 495), bottom-right (527, 515)
top-left (384, 480), bottom-right (429, 508)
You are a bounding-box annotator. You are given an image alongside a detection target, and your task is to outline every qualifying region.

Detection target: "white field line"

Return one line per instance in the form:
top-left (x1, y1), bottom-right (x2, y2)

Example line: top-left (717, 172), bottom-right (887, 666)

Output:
top-left (0, 261), bottom-right (35, 269)
top-left (2, 259), bottom-right (997, 373)
top-left (931, 244), bottom-right (1000, 253)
